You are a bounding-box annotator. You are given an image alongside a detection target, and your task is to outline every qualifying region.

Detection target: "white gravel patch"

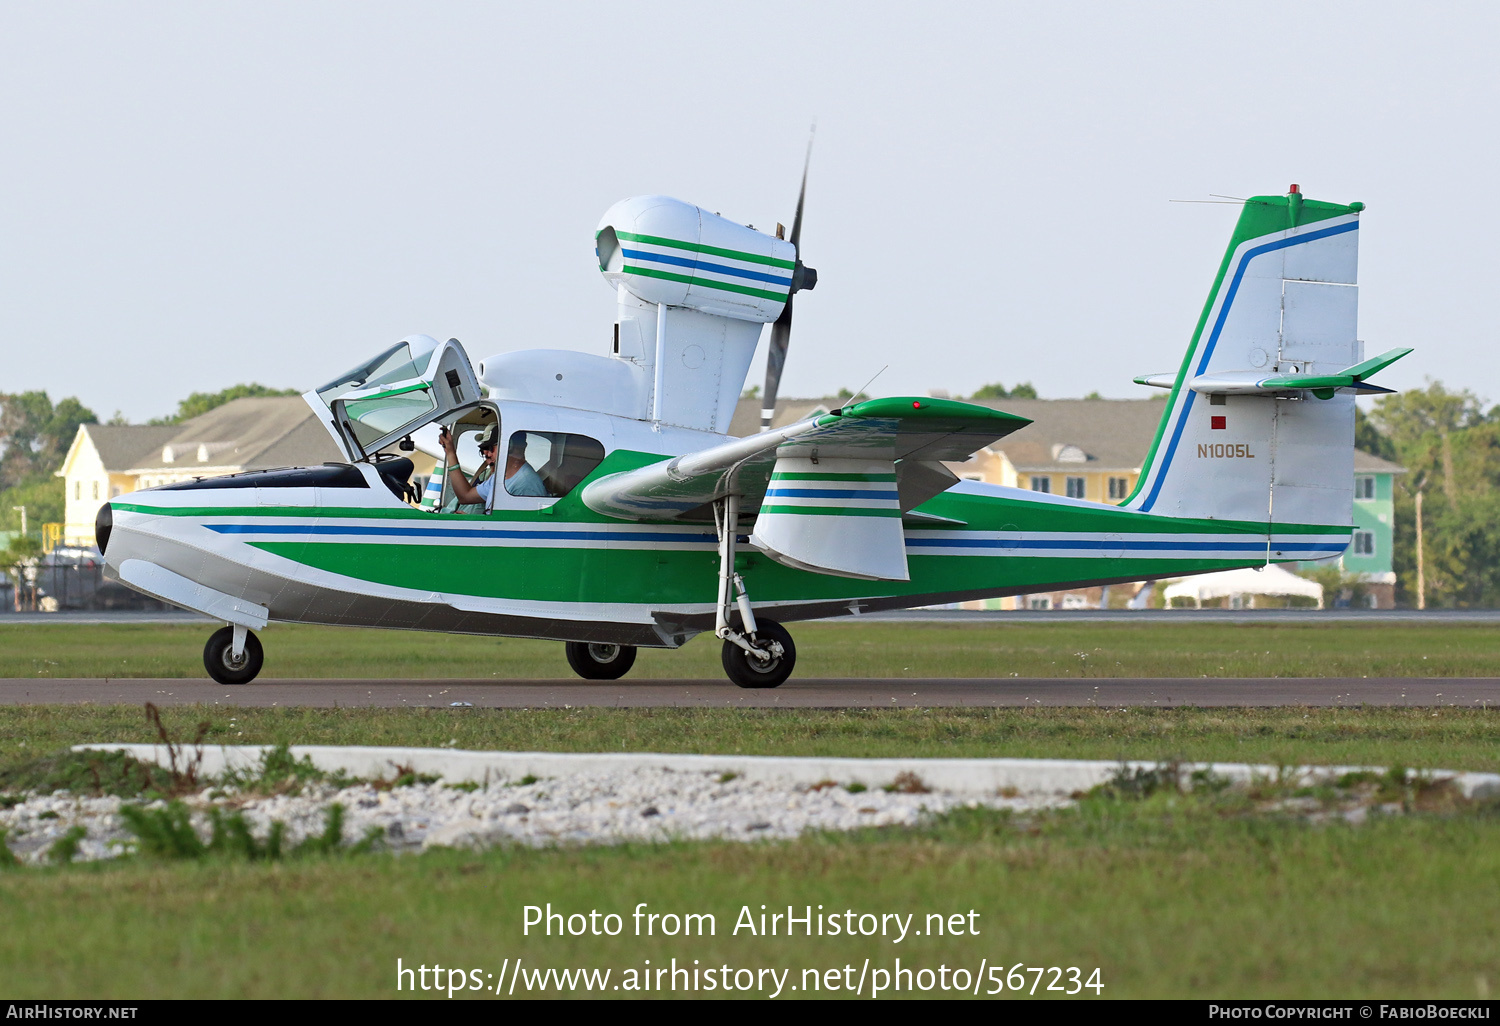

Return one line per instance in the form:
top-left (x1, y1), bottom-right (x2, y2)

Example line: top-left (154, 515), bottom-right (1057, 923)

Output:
top-left (0, 767), bottom-right (1066, 865)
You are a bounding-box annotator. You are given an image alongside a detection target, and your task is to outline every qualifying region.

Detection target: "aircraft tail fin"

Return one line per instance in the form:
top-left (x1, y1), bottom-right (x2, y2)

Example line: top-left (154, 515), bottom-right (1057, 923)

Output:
top-left (1125, 187), bottom-right (1383, 543)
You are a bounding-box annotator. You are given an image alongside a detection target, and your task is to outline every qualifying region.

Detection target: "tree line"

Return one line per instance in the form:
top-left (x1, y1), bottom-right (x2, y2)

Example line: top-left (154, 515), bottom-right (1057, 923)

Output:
top-left (0, 385), bottom-right (296, 548)
top-left (1359, 382), bottom-right (1500, 608)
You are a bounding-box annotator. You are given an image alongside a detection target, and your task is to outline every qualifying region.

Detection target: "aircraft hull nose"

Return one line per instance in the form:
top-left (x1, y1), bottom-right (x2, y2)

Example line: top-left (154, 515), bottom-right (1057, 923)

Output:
top-left (95, 502), bottom-right (112, 556)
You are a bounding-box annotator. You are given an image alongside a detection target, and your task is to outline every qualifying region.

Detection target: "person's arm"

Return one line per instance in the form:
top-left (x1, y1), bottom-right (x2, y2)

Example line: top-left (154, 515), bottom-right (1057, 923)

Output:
top-left (438, 427), bottom-right (483, 505)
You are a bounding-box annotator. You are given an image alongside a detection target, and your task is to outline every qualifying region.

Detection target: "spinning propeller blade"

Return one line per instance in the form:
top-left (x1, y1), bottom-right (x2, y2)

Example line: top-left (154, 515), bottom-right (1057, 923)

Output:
top-left (760, 132), bottom-right (818, 432)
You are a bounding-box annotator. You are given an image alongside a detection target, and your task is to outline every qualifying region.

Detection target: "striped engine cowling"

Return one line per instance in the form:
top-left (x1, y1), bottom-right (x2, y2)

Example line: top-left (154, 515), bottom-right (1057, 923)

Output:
top-left (749, 457), bottom-right (909, 581)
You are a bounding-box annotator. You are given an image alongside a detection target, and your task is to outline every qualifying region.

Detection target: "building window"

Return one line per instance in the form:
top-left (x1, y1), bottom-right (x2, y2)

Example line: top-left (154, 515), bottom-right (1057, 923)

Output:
top-left (1027, 595), bottom-right (1053, 610)
top-left (75, 482), bottom-right (81, 500)
top-left (1354, 476), bottom-right (1375, 500)
top-left (1352, 530), bottom-right (1375, 556)
top-left (1065, 476), bottom-right (1086, 499)
top-left (1108, 477), bottom-right (1129, 500)
top-left (92, 481), bottom-right (99, 500)
top-left (1030, 476), bottom-right (1051, 493)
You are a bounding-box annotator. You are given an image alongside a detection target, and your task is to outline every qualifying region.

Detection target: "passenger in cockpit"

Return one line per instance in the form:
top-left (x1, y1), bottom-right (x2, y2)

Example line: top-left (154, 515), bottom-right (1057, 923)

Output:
top-left (438, 423), bottom-right (498, 513)
top-left (503, 433), bottom-right (549, 497)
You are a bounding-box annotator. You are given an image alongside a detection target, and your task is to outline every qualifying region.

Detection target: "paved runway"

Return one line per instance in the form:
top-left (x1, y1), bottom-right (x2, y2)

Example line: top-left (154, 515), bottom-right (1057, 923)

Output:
top-left (1, 677), bottom-right (1495, 708)
top-left (5, 609), bottom-right (1500, 625)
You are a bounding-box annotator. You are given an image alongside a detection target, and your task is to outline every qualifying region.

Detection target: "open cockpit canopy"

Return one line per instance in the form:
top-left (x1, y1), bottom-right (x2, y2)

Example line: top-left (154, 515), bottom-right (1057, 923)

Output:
top-left (305, 335), bottom-right (481, 462)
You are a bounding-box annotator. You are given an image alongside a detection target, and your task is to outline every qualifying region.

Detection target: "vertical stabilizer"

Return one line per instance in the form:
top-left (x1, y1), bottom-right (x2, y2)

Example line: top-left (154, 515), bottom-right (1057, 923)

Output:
top-left (1127, 189), bottom-right (1365, 538)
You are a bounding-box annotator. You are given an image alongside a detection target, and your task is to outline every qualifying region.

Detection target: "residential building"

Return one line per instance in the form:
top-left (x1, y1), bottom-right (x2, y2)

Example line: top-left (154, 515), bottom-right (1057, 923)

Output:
top-left (54, 397), bottom-right (411, 548)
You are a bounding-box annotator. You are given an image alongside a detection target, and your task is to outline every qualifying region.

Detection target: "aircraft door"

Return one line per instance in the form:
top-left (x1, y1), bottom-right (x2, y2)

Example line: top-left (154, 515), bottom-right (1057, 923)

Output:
top-left (303, 335), bottom-right (482, 461)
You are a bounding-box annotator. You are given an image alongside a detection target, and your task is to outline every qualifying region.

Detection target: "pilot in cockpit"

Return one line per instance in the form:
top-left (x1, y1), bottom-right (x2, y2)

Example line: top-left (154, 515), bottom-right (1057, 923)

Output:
top-left (438, 423), bottom-right (498, 513)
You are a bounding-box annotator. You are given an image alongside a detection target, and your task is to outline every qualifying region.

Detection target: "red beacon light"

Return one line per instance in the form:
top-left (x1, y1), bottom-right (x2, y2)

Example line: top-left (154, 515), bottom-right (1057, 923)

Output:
top-left (912, 401), bottom-right (923, 409)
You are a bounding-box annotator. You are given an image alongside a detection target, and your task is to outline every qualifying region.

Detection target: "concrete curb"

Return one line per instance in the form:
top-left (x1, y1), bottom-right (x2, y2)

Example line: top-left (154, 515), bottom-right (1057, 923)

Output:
top-left (74, 744), bottom-right (1500, 800)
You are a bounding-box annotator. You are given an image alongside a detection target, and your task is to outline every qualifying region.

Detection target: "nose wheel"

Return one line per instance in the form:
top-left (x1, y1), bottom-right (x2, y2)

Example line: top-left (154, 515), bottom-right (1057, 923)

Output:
top-left (564, 641), bottom-right (638, 680)
top-left (204, 625), bottom-right (264, 685)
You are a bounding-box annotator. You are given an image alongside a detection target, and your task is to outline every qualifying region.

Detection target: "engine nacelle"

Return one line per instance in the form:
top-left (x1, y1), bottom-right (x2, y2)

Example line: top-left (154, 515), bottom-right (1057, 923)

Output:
top-left (596, 197), bottom-right (796, 323)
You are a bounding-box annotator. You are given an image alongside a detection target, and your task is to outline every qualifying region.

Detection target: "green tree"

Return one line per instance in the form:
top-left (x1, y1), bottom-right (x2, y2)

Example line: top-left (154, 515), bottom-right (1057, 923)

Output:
top-left (0, 392), bottom-right (98, 490)
top-left (150, 383), bottom-right (300, 426)
top-left (0, 475), bottom-right (65, 537)
top-left (1367, 382), bottom-right (1500, 607)
top-left (968, 382), bottom-right (1038, 400)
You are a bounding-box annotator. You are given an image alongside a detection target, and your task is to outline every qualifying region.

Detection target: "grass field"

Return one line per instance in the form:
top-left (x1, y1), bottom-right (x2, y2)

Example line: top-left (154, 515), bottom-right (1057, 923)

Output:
top-left (2, 793), bottom-right (1497, 999)
top-left (3, 620), bottom-right (1499, 679)
top-left (5, 620), bottom-right (1497, 1000)
top-left (4, 704), bottom-right (1500, 772)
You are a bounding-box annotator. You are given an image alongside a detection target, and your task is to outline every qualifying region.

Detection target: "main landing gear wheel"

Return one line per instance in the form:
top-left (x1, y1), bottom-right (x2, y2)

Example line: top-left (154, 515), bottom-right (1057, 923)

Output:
top-left (721, 618), bottom-right (796, 689)
top-left (565, 641), bottom-right (638, 680)
top-left (203, 626), bottom-right (264, 685)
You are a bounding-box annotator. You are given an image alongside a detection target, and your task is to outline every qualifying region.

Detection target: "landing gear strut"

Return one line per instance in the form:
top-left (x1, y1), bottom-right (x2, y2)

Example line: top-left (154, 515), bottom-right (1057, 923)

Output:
top-left (565, 641), bottom-right (638, 680)
top-left (204, 625), bottom-right (264, 685)
top-left (714, 494), bottom-right (796, 688)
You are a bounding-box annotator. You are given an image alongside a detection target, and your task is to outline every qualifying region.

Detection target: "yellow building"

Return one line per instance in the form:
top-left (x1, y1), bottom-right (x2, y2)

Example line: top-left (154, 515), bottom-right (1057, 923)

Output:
top-left (938, 398), bottom-right (1164, 503)
top-left (54, 397), bottom-right (349, 548)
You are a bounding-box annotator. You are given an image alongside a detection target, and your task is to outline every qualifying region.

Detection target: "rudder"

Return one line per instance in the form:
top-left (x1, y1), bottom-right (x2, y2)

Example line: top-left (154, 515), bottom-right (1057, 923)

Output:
top-left (1127, 187), bottom-right (1365, 545)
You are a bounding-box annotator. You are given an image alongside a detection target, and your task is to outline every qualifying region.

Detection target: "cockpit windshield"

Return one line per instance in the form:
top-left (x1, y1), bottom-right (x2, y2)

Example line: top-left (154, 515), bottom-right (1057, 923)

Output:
top-left (316, 336), bottom-right (440, 407)
top-left (306, 335), bottom-right (480, 463)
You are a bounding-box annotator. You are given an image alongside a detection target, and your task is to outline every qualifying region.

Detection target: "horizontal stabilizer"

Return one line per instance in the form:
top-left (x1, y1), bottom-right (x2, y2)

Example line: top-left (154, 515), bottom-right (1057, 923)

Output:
top-left (1134, 373), bottom-right (1176, 389)
top-left (1187, 347), bottom-right (1413, 399)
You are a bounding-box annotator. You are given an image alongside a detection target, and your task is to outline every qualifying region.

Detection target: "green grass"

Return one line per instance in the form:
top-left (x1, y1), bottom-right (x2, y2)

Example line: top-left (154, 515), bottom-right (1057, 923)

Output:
top-left (3, 705), bottom-right (1499, 772)
top-left (1, 796), bottom-right (1496, 998)
top-left (3, 621), bottom-right (1498, 679)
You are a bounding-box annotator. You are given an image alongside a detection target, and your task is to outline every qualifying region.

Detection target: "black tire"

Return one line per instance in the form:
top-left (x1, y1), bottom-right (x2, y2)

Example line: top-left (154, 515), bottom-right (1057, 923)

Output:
top-left (721, 618), bottom-right (796, 689)
top-left (565, 641), bottom-right (638, 680)
top-left (203, 626), bottom-right (264, 685)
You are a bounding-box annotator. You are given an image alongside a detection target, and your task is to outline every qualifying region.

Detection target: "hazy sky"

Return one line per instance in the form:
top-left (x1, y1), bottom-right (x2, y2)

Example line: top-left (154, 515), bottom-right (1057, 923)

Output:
top-left (3, 1), bottom-right (1496, 424)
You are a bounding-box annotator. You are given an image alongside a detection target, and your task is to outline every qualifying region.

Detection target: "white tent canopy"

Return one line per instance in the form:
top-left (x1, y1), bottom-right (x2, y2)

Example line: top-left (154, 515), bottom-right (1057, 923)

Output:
top-left (1162, 565), bottom-right (1323, 609)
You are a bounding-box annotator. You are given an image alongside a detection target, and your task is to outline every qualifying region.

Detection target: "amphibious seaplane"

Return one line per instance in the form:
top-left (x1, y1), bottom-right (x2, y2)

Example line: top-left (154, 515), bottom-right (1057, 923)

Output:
top-left (98, 179), bottom-right (1408, 687)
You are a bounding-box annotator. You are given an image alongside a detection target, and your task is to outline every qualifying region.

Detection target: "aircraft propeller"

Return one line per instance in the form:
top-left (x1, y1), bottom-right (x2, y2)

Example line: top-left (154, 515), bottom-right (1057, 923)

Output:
top-left (760, 136), bottom-right (818, 432)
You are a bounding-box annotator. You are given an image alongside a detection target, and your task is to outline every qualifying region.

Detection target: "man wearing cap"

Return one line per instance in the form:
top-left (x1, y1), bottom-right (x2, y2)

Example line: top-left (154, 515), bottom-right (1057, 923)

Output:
top-left (437, 423), bottom-right (499, 513)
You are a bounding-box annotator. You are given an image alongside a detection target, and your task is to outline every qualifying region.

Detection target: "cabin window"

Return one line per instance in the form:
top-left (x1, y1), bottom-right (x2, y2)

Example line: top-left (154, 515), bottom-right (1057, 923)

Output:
top-left (1354, 475), bottom-right (1375, 500)
top-left (1065, 476), bottom-right (1086, 499)
top-left (1108, 477), bottom-right (1129, 500)
top-left (1352, 530), bottom-right (1375, 556)
top-left (1030, 476), bottom-right (1051, 493)
top-left (506, 432), bottom-right (606, 497)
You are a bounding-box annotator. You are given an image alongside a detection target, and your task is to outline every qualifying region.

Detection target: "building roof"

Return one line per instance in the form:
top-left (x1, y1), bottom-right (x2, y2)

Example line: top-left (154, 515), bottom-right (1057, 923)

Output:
top-left (73, 424), bottom-right (181, 473)
top-left (732, 395), bottom-right (1407, 475)
top-left (1353, 450), bottom-right (1406, 474)
top-left (119, 396), bottom-right (343, 474)
top-left (727, 398), bottom-right (832, 436)
top-left (962, 398), bottom-right (1169, 472)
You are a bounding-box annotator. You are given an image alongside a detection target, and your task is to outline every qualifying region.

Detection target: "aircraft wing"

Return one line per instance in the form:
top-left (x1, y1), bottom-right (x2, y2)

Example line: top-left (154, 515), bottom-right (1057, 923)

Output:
top-left (581, 397), bottom-right (1030, 522)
